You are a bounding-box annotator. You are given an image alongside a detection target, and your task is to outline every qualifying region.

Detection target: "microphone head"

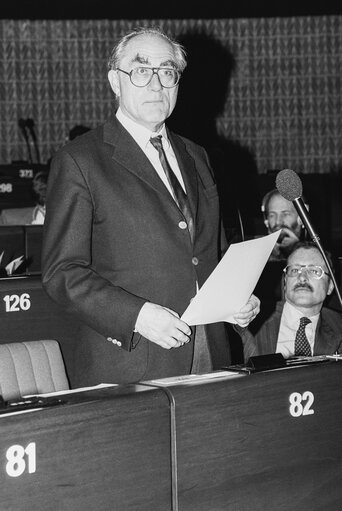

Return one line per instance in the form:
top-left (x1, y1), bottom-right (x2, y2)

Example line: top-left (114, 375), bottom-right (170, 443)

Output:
top-left (275, 168), bottom-right (303, 201)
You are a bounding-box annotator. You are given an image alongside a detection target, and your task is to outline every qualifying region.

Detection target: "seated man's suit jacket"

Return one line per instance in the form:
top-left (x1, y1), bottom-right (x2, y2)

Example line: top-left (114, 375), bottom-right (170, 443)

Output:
top-left (241, 300), bottom-right (342, 362)
top-left (42, 115), bottom-right (231, 386)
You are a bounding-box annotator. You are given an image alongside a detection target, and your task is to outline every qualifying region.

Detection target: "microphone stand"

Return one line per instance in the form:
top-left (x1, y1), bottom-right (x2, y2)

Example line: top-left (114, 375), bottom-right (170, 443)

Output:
top-left (18, 118), bottom-right (33, 164)
top-left (26, 118), bottom-right (41, 164)
top-left (293, 198), bottom-right (342, 311)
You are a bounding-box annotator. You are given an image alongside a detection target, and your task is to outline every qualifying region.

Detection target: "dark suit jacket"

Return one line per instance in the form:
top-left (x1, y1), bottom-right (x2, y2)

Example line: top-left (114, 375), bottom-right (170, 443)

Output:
top-left (241, 301), bottom-right (342, 362)
top-left (42, 115), bottom-right (231, 386)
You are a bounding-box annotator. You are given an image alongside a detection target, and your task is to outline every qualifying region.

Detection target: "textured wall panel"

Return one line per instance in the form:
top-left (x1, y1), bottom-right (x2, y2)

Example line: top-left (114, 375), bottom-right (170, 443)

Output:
top-left (0, 17), bottom-right (341, 173)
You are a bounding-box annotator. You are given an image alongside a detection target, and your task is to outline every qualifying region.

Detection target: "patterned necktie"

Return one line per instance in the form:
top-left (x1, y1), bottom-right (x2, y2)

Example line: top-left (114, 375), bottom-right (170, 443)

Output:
top-left (294, 317), bottom-right (312, 356)
top-left (150, 136), bottom-right (194, 243)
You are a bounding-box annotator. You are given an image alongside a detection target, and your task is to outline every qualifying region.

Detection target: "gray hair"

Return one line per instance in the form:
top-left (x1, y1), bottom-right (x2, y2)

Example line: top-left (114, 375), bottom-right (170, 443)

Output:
top-left (107, 26), bottom-right (187, 73)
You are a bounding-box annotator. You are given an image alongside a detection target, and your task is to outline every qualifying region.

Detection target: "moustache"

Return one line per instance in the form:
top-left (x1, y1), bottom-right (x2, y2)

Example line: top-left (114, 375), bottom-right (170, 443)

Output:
top-left (293, 283), bottom-right (313, 292)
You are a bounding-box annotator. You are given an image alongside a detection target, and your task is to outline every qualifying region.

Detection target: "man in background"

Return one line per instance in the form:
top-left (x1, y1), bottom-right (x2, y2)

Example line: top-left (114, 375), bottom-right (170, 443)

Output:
top-left (0, 171), bottom-right (48, 225)
top-left (261, 188), bottom-right (307, 262)
top-left (42, 26), bottom-right (260, 386)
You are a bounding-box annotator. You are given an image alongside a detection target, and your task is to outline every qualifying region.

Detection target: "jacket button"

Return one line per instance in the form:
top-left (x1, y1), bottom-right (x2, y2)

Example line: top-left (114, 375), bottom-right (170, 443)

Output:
top-left (178, 221), bottom-right (187, 229)
top-left (117, 341), bottom-right (122, 347)
top-left (192, 257), bottom-right (199, 265)
top-left (107, 337), bottom-right (113, 342)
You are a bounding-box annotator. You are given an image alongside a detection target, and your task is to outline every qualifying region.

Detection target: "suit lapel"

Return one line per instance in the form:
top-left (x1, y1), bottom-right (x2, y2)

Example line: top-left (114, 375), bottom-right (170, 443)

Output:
top-left (267, 317), bottom-right (281, 353)
top-left (103, 117), bottom-right (177, 209)
top-left (314, 313), bottom-right (338, 355)
top-left (104, 117), bottom-right (199, 228)
top-left (265, 302), bottom-right (283, 354)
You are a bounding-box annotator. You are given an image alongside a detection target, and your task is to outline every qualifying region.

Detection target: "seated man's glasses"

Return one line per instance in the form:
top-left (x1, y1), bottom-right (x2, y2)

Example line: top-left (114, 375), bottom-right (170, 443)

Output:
top-left (283, 264), bottom-right (330, 280)
top-left (116, 67), bottom-right (181, 88)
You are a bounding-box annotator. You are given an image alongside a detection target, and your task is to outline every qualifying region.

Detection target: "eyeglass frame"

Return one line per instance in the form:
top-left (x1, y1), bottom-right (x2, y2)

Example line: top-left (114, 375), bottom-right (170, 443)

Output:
top-left (283, 264), bottom-right (330, 280)
top-left (116, 66), bottom-right (181, 88)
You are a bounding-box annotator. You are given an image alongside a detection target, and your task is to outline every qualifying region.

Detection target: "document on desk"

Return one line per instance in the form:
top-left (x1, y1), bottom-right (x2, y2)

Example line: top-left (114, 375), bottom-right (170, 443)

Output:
top-left (181, 230), bottom-right (281, 326)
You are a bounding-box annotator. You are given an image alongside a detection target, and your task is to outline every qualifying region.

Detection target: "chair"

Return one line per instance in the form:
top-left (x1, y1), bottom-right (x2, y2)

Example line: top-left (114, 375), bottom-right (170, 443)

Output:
top-left (0, 340), bottom-right (69, 401)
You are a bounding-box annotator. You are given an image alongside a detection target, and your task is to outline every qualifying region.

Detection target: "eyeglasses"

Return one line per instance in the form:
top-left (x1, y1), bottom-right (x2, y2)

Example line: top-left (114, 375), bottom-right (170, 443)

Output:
top-left (283, 264), bottom-right (330, 280)
top-left (116, 67), bottom-right (181, 88)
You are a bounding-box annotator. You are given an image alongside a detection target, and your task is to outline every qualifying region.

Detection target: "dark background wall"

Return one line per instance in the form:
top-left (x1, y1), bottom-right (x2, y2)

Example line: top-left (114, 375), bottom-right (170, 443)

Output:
top-left (1, 1), bottom-right (342, 20)
top-left (0, 9), bottom-right (341, 250)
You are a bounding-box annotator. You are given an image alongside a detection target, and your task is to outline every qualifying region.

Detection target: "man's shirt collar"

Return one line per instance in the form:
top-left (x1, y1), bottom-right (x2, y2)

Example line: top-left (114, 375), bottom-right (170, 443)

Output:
top-left (116, 107), bottom-right (170, 151)
top-left (283, 300), bottom-right (320, 330)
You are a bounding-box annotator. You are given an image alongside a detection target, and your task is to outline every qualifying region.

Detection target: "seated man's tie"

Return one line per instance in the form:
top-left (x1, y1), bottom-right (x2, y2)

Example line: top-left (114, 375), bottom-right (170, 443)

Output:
top-left (294, 317), bottom-right (312, 356)
top-left (150, 136), bottom-right (194, 242)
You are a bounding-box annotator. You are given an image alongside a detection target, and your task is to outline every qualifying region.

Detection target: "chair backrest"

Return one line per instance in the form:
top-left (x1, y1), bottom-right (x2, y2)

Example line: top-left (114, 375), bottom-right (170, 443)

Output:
top-left (0, 340), bottom-right (69, 401)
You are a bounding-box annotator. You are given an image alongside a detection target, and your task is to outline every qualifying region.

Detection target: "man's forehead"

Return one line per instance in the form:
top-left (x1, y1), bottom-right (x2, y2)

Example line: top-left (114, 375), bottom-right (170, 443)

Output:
top-left (288, 247), bottom-right (323, 266)
top-left (123, 34), bottom-right (176, 66)
top-left (268, 195), bottom-right (296, 213)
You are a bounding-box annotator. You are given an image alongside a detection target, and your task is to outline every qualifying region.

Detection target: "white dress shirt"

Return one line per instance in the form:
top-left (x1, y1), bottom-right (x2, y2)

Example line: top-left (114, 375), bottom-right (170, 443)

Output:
top-left (276, 301), bottom-right (319, 358)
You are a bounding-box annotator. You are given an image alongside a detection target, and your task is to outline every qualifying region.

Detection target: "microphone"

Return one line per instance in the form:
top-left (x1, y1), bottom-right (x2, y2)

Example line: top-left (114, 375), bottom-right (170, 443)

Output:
top-left (26, 118), bottom-right (41, 163)
top-left (18, 118), bottom-right (33, 163)
top-left (275, 168), bottom-right (319, 243)
top-left (276, 168), bottom-right (342, 311)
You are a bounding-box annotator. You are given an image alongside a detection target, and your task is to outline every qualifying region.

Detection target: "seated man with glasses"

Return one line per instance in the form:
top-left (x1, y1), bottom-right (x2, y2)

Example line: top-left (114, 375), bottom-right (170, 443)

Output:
top-left (240, 241), bottom-right (342, 361)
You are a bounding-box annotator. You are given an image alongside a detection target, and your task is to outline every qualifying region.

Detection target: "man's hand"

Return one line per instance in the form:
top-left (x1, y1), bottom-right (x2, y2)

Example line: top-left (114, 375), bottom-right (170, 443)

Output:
top-left (233, 294), bottom-right (260, 328)
top-left (277, 227), bottom-right (300, 249)
top-left (135, 302), bottom-right (192, 349)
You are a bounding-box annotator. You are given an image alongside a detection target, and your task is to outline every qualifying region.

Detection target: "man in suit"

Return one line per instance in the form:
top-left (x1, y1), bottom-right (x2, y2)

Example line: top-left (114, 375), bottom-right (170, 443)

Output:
top-left (42, 27), bottom-right (259, 386)
top-left (242, 241), bottom-right (342, 361)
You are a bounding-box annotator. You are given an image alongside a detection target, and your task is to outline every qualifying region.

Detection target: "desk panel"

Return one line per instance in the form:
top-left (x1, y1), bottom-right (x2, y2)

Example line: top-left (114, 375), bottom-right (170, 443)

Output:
top-left (0, 226), bottom-right (43, 275)
top-left (0, 357), bottom-right (341, 510)
top-left (0, 385), bottom-right (172, 511)
top-left (169, 363), bottom-right (342, 511)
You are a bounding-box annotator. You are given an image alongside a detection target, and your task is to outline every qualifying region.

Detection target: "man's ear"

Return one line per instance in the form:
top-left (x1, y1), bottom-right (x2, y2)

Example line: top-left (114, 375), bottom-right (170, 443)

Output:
top-left (282, 274), bottom-right (287, 299)
top-left (261, 202), bottom-right (269, 230)
top-left (108, 69), bottom-right (120, 97)
top-left (327, 278), bottom-right (335, 296)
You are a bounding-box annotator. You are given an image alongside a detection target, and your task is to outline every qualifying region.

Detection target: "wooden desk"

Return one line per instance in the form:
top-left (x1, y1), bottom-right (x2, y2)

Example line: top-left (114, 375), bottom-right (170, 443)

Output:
top-left (169, 362), bottom-right (342, 511)
top-left (0, 385), bottom-right (172, 511)
top-left (0, 362), bottom-right (342, 510)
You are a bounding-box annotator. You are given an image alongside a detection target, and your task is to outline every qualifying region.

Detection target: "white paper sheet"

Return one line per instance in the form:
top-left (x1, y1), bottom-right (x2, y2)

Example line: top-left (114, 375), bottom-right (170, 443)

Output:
top-left (147, 371), bottom-right (244, 386)
top-left (181, 230), bottom-right (281, 326)
top-left (24, 383), bottom-right (118, 398)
